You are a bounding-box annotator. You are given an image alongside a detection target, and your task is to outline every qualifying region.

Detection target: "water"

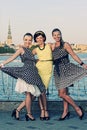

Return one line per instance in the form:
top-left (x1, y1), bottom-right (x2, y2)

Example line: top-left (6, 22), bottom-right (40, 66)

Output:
top-left (0, 53), bottom-right (87, 101)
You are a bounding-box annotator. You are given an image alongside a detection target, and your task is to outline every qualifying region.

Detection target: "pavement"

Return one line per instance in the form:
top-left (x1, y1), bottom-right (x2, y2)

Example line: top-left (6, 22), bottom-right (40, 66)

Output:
top-left (0, 110), bottom-right (87, 130)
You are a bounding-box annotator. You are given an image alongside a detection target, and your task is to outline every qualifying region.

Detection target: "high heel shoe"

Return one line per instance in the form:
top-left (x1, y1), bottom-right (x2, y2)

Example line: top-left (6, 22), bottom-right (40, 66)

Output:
top-left (40, 109), bottom-right (45, 121)
top-left (58, 112), bottom-right (70, 121)
top-left (25, 113), bottom-right (35, 121)
top-left (40, 117), bottom-right (45, 120)
top-left (44, 110), bottom-right (50, 120)
top-left (79, 106), bottom-right (84, 120)
top-left (11, 109), bottom-right (19, 120)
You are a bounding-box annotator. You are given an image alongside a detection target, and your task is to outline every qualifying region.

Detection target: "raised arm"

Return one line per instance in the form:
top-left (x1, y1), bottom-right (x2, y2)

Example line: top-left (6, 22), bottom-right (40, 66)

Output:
top-left (32, 42), bottom-right (39, 46)
top-left (64, 42), bottom-right (87, 69)
top-left (0, 48), bottom-right (23, 67)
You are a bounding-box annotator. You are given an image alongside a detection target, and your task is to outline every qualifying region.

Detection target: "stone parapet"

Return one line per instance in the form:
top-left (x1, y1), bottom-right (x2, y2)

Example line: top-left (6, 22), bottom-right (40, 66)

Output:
top-left (0, 100), bottom-right (87, 112)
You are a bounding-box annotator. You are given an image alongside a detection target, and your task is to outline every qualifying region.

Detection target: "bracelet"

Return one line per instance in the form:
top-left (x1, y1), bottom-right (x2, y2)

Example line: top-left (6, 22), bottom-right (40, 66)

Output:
top-left (80, 62), bottom-right (84, 66)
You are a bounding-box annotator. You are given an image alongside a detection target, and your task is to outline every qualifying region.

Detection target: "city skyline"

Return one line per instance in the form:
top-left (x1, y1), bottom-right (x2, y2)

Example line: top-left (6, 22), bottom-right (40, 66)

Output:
top-left (0, 0), bottom-right (87, 44)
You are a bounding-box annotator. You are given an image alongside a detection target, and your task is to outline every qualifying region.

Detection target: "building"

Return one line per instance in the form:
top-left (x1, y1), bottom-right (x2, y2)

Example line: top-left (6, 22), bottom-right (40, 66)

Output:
top-left (7, 22), bottom-right (12, 45)
top-left (71, 43), bottom-right (87, 53)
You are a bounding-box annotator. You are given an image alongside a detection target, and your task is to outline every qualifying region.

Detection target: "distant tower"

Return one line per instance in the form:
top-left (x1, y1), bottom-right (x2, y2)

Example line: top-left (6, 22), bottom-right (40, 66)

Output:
top-left (7, 22), bottom-right (12, 45)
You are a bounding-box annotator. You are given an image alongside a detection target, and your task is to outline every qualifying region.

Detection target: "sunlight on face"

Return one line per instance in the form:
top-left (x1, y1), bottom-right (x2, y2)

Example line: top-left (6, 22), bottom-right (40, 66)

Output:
top-left (52, 31), bottom-right (61, 42)
top-left (23, 35), bottom-right (32, 47)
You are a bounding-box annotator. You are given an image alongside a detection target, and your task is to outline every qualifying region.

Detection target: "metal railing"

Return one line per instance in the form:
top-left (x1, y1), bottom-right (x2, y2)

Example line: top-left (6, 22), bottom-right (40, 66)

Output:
top-left (0, 59), bottom-right (87, 101)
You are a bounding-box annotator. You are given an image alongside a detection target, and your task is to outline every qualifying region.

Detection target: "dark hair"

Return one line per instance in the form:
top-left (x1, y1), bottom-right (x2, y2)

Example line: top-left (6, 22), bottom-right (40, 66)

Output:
top-left (34, 31), bottom-right (46, 42)
top-left (23, 33), bottom-right (33, 39)
top-left (52, 28), bottom-right (64, 47)
top-left (52, 28), bottom-right (62, 36)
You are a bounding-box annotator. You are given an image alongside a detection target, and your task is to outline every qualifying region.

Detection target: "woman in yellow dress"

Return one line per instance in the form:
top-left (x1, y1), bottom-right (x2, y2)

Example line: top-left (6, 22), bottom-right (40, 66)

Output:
top-left (32, 31), bottom-right (53, 120)
top-left (33, 37), bottom-right (53, 89)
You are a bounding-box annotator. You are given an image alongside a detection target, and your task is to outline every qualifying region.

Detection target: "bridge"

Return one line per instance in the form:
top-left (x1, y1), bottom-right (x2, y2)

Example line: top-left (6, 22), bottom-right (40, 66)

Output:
top-left (0, 59), bottom-right (87, 112)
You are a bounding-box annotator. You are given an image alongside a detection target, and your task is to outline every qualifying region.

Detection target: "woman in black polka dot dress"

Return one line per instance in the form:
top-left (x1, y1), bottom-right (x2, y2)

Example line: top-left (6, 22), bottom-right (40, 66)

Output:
top-left (52, 28), bottom-right (87, 120)
top-left (0, 33), bottom-right (46, 121)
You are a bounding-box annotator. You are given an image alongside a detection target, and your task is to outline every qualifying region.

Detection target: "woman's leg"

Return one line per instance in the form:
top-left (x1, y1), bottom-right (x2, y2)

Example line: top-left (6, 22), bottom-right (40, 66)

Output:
top-left (38, 96), bottom-right (45, 119)
top-left (40, 92), bottom-right (49, 120)
top-left (17, 101), bottom-right (25, 111)
top-left (12, 94), bottom-right (36, 120)
top-left (16, 100), bottom-right (25, 118)
top-left (25, 92), bottom-right (35, 121)
top-left (12, 100), bottom-right (25, 120)
top-left (60, 88), bottom-right (69, 118)
top-left (61, 99), bottom-right (69, 118)
top-left (58, 88), bottom-right (83, 117)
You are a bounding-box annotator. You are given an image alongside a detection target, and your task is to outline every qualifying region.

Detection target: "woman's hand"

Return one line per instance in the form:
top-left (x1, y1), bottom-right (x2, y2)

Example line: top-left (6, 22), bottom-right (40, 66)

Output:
top-left (82, 64), bottom-right (87, 69)
top-left (0, 63), bottom-right (4, 68)
top-left (35, 59), bottom-right (39, 63)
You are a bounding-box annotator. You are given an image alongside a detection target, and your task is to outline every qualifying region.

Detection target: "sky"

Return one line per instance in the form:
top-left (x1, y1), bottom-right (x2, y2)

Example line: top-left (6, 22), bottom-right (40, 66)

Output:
top-left (0, 0), bottom-right (87, 44)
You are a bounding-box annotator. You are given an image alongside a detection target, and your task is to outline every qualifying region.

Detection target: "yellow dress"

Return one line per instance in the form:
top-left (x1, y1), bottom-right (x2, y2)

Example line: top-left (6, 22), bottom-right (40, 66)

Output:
top-left (36, 44), bottom-right (53, 89)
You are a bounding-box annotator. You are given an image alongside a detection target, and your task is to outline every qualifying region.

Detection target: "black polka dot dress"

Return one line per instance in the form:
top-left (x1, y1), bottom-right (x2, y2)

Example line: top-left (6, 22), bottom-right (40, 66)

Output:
top-left (1, 47), bottom-right (46, 93)
top-left (52, 44), bottom-right (87, 90)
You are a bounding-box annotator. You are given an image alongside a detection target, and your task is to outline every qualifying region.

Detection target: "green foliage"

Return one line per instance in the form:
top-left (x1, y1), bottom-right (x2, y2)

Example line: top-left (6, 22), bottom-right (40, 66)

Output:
top-left (0, 46), bottom-right (15, 53)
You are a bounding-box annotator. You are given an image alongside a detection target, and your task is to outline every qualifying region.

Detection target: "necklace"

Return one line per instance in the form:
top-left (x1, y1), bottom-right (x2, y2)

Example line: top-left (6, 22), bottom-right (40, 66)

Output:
top-left (38, 44), bottom-right (45, 50)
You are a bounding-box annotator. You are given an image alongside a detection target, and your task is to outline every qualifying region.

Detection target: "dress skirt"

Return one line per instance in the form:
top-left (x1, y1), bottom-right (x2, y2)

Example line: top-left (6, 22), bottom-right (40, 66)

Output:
top-left (54, 63), bottom-right (87, 90)
top-left (15, 78), bottom-right (41, 97)
top-left (1, 47), bottom-right (46, 93)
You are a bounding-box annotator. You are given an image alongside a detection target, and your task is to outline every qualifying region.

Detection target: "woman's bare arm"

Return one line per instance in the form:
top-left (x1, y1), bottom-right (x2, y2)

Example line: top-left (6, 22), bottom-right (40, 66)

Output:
top-left (32, 48), bottom-right (37, 55)
top-left (0, 48), bottom-right (23, 66)
top-left (48, 43), bottom-right (55, 51)
top-left (65, 42), bottom-right (87, 69)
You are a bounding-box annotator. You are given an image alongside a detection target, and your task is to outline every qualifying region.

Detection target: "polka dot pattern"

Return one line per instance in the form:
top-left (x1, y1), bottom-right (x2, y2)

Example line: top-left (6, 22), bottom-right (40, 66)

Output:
top-left (1, 47), bottom-right (46, 93)
top-left (52, 44), bottom-right (87, 89)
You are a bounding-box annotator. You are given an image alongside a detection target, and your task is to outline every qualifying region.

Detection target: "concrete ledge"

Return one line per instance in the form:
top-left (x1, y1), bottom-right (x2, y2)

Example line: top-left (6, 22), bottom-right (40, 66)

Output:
top-left (0, 100), bottom-right (87, 111)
